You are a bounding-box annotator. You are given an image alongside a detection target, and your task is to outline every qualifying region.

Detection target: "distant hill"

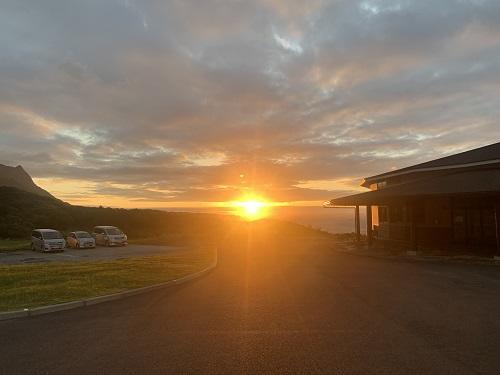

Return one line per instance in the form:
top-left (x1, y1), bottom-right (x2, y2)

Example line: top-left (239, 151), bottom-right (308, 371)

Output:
top-left (0, 164), bottom-right (54, 198)
top-left (0, 186), bottom-right (231, 241)
top-left (0, 186), bottom-right (332, 243)
top-left (0, 165), bottom-right (332, 242)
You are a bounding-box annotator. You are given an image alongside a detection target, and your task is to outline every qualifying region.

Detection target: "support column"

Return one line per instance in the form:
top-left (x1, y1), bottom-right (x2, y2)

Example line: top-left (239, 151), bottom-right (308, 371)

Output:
top-left (409, 202), bottom-right (418, 253)
top-left (450, 197), bottom-right (455, 249)
top-left (494, 202), bottom-right (500, 259)
top-left (355, 205), bottom-right (361, 242)
top-left (366, 205), bottom-right (373, 246)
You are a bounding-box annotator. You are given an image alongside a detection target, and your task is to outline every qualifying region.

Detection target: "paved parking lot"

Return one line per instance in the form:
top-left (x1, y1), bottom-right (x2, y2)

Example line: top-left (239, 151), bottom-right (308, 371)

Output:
top-left (3, 230), bottom-right (500, 374)
top-left (0, 244), bottom-right (183, 265)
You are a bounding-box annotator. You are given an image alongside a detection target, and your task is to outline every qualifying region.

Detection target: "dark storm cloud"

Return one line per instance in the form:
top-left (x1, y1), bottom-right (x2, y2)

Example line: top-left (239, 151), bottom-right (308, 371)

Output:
top-left (1, 0), bottom-right (500, 203)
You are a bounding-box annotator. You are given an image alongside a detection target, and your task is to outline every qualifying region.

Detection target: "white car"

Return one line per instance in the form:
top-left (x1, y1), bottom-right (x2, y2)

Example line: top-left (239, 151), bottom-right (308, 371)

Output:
top-left (92, 226), bottom-right (128, 247)
top-left (66, 231), bottom-right (96, 249)
top-left (31, 229), bottom-right (66, 252)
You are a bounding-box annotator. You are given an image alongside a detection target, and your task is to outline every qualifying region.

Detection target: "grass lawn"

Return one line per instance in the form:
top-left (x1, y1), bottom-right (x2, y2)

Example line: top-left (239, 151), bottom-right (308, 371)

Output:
top-left (0, 248), bottom-right (214, 312)
top-left (0, 239), bottom-right (31, 253)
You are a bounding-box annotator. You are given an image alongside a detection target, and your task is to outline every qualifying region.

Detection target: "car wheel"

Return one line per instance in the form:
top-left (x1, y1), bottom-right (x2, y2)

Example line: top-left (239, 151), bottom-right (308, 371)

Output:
top-left (105, 240), bottom-right (110, 247)
top-left (76, 242), bottom-right (80, 249)
top-left (31, 243), bottom-right (36, 252)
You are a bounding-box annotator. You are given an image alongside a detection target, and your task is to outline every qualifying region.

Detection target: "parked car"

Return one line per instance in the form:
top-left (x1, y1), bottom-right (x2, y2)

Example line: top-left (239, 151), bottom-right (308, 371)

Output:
top-left (66, 231), bottom-right (96, 249)
top-left (31, 229), bottom-right (66, 252)
top-left (92, 226), bottom-right (128, 247)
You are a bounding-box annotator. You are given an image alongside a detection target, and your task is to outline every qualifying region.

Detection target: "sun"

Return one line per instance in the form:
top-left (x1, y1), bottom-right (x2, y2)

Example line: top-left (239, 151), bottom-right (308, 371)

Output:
top-left (232, 198), bottom-right (269, 220)
top-left (241, 200), bottom-right (264, 217)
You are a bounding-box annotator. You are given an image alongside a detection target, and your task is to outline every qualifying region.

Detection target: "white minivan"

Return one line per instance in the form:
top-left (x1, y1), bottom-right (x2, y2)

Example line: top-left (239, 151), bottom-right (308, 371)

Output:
top-left (92, 226), bottom-right (128, 247)
top-left (31, 229), bottom-right (66, 252)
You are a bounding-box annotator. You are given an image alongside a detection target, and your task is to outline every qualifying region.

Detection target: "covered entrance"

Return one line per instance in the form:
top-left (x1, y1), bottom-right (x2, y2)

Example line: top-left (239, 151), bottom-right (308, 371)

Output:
top-left (326, 169), bottom-right (500, 256)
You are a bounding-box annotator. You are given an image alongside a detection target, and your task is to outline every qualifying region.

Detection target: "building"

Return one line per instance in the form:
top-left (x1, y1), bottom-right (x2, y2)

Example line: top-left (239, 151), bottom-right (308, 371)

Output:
top-left (326, 142), bottom-right (500, 256)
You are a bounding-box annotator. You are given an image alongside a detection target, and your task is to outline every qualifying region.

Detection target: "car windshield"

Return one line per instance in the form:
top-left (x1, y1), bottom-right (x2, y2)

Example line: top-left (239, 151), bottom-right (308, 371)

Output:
top-left (42, 231), bottom-right (63, 240)
top-left (76, 232), bottom-right (92, 238)
top-left (106, 228), bottom-right (123, 235)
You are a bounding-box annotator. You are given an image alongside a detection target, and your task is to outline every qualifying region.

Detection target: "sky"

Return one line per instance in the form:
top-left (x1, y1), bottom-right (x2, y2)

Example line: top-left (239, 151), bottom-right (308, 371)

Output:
top-left (1, 0), bottom-right (500, 208)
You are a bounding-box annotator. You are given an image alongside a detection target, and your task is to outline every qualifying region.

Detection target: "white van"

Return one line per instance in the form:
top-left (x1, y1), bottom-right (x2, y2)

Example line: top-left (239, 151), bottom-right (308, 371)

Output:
top-left (92, 226), bottom-right (128, 247)
top-left (31, 229), bottom-right (66, 252)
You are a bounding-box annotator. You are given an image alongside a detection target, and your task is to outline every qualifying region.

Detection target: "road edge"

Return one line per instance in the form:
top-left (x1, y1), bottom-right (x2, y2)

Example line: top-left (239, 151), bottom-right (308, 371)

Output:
top-left (334, 245), bottom-right (500, 267)
top-left (0, 248), bottom-right (218, 321)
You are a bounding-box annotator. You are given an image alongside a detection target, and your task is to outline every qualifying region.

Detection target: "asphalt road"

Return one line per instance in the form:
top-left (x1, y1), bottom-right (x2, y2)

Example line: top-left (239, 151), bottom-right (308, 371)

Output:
top-left (0, 244), bottom-right (182, 264)
top-left (2, 227), bottom-right (500, 374)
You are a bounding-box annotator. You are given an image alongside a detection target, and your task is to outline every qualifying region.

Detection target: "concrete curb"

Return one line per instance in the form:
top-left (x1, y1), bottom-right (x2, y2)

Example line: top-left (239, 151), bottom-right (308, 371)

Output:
top-left (29, 301), bottom-right (85, 316)
top-left (0, 249), bottom-right (218, 321)
top-left (0, 309), bottom-right (29, 320)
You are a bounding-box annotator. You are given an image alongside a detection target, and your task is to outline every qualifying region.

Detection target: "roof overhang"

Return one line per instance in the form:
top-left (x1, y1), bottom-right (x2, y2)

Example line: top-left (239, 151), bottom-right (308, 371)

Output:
top-left (361, 159), bottom-right (500, 188)
top-left (328, 168), bottom-right (500, 206)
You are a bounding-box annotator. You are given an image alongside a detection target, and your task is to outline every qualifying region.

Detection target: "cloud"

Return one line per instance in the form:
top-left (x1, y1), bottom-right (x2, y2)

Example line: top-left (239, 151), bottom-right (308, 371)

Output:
top-left (1, 0), bottom-right (500, 205)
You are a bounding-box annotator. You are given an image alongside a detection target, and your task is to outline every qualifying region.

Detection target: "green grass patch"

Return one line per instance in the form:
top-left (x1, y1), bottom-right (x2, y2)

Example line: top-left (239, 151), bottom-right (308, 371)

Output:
top-left (0, 239), bottom-right (31, 253)
top-left (0, 248), bottom-right (215, 312)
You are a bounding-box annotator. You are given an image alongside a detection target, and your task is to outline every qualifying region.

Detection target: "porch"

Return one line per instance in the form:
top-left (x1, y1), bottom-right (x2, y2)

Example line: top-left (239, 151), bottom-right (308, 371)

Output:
top-left (326, 169), bottom-right (500, 256)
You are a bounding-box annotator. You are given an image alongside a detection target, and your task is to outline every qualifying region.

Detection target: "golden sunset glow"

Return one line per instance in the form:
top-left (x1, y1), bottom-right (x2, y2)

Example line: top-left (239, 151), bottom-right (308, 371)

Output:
top-left (232, 196), bottom-right (271, 220)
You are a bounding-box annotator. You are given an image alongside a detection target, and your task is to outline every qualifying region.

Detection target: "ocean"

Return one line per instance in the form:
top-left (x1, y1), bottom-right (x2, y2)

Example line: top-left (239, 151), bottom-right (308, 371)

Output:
top-left (157, 205), bottom-right (367, 234)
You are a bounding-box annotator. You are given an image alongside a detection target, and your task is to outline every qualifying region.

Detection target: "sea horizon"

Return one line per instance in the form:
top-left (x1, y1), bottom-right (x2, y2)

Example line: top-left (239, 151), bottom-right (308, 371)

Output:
top-left (150, 205), bottom-right (367, 234)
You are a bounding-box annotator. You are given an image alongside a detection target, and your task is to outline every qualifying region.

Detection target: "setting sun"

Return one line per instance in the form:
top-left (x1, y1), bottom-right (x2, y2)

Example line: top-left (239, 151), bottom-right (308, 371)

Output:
top-left (232, 198), bottom-right (269, 220)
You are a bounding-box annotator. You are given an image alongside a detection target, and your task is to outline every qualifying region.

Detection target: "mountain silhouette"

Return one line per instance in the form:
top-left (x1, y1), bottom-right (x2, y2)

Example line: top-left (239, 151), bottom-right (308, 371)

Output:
top-left (0, 164), bottom-right (54, 198)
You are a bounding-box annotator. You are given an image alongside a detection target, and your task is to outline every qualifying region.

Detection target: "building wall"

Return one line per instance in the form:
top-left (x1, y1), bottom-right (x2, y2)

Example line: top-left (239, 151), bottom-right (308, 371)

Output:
top-left (374, 196), bottom-right (499, 253)
top-left (423, 197), bottom-right (451, 227)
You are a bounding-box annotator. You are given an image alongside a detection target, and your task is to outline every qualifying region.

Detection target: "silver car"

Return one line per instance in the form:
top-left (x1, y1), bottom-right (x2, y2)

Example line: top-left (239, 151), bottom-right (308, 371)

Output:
top-left (66, 231), bottom-right (96, 249)
top-left (92, 226), bottom-right (128, 247)
top-left (31, 229), bottom-right (66, 252)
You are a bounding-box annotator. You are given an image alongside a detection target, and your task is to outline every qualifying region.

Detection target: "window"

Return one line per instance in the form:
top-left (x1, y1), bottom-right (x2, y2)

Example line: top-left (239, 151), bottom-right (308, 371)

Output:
top-left (414, 204), bottom-right (425, 224)
top-left (390, 206), bottom-right (403, 223)
top-left (76, 232), bottom-right (92, 238)
top-left (379, 207), bottom-right (388, 222)
top-left (42, 231), bottom-right (63, 240)
top-left (106, 228), bottom-right (123, 235)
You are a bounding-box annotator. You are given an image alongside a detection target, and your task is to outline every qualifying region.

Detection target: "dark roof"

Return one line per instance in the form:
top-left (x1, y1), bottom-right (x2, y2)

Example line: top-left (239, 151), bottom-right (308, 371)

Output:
top-left (329, 168), bottom-right (500, 206)
top-left (363, 141), bottom-right (500, 185)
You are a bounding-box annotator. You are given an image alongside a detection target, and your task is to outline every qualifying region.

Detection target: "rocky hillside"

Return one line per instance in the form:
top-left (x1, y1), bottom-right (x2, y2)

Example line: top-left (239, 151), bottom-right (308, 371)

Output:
top-left (0, 164), bottom-right (54, 198)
